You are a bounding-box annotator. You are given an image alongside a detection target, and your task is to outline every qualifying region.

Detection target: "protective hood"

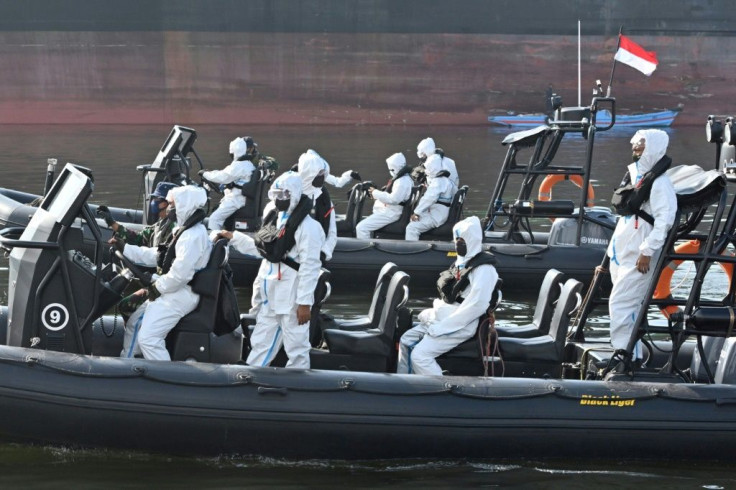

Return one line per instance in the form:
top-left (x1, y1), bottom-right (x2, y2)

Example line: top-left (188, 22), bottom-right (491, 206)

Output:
top-left (298, 152), bottom-right (328, 195)
top-left (424, 154), bottom-right (445, 179)
top-left (453, 216), bottom-right (483, 262)
top-left (229, 137), bottom-right (248, 160)
top-left (417, 137), bottom-right (436, 158)
top-left (168, 185), bottom-right (207, 224)
top-left (386, 152), bottom-right (406, 174)
top-left (631, 129), bottom-right (669, 174)
top-left (270, 172), bottom-right (303, 214)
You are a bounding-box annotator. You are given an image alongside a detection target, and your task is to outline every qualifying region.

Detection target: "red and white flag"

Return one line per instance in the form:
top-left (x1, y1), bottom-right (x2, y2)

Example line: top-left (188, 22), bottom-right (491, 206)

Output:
top-left (614, 34), bottom-right (658, 76)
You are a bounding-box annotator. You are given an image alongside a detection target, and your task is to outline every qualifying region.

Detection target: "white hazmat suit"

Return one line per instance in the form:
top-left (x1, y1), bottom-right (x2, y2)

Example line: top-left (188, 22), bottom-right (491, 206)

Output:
top-left (355, 152), bottom-right (413, 239)
top-left (607, 129), bottom-right (677, 359)
top-left (417, 137), bottom-right (459, 187)
top-left (298, 152), bottom-right (337, 260)
top-left (398, 216), bottom-right (498, 375)
top-left (204, 137), bottom-right (256, 231)
top-left (122, 185), bottom-right (212, 360)
top-left (307, 149), bottom-right (356, 188)
top-left (405, 155), bottom-right (455, 240)
top-left (230, 173), bottom-right (324, 369)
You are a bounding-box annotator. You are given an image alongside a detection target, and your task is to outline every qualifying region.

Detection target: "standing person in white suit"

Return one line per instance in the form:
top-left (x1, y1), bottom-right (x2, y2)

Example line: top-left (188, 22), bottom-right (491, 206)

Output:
top-left (298, 152), bottom-right (338, 262)
top-left (355, 152), bottom-right (413, 239)
top-left (607, 129), bottom-right (677, 363)
top-left (219, 172), bottom-right (324, 369)
top-left (397, 216), bottom-right (498, 375)
top-left (121, 185), bottom-right (211, 360)
top-left (200, 136), bottom-right (256, 231)
top-left (405, 154), bottom-right (455, 241)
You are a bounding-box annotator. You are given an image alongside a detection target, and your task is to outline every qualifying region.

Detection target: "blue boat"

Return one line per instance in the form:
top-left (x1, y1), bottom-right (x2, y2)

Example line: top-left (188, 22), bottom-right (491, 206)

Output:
top-left (488, 108), bottom-right (679, 128)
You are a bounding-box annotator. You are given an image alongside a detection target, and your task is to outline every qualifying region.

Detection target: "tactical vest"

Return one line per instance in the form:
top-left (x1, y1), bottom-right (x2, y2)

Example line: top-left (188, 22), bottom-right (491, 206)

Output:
top-left (611, 155), bottom-right (672, 225)
top-left (254, 195), bottom-right (313, 270)
top-left (157, 208), bottom-right (206, 275)
top-left (381, 166), bottom-right (413, 206)
top-left (437, 252), bottom-right (497, 304)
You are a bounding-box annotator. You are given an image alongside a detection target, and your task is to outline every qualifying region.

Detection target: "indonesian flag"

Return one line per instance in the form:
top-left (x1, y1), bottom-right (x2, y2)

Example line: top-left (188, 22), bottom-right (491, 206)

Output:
top-left (614, 34), bottom-right (658, 76)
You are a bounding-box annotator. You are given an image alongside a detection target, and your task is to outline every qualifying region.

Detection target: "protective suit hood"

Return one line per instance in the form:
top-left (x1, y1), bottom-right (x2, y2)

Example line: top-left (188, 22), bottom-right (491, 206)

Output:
top-left (169, 185), bottom-right (207, 224)
top-left (270, 172), bottom-right (303, 214)
top-left (386, 153), bottom-right (406, 174)
top-left (453, 216), bottom-right (483, 262)
top-left (298, 152), bottom-right (329, 195)
top-left (424, 154), bottom-right (445, 178)
top-left (631, 129), bottom-right (669, 174)
top-left (417, 137), bottom-right (436, 158)
top-left (229, 137), bottom-right (248, 160)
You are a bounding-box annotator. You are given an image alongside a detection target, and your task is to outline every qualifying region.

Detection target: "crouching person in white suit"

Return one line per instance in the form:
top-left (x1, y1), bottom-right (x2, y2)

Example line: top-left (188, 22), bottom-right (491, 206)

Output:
top-left (122, 185), bottom-right (211, 360)
top-left (218, 172), bottom-right (324, 369)
top-left (397, 216), bottom-right (498, 375)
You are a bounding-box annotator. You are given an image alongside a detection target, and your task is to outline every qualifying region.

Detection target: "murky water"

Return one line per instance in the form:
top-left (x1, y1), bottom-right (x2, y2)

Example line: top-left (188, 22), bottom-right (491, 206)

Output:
top-left (0, 124), bottom-right (733, 486)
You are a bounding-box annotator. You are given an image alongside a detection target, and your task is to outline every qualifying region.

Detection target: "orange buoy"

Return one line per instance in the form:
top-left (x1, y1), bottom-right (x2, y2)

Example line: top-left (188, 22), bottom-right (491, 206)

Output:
top-left (538, 174), bottom-right (595, 208)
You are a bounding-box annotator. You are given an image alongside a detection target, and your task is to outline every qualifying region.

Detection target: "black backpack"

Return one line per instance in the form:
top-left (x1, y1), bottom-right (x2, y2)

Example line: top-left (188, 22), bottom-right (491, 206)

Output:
top-left (611, 155), bottom-right (671, 224)
top-left (213, 263), bottom-right (240, 336)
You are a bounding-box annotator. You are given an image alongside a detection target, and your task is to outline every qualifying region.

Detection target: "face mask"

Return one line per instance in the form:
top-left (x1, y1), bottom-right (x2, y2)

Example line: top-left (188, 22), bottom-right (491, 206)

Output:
top-left (275, 198), bottom-right (291, 211)
top-left (389, 169), bottom-right (396, 177)
top-left (311, 174), bottom-right (325, 188)
top-left (166, 206), bottom-right (176, 221)
top-left (148, 200), bottom-right (162, 223)
top-left (632, 152), bottom-right (641, 162)
top-left (455, 240), bottom-right (467, 257)
top-left (419, 155), bottom-right (427, 164)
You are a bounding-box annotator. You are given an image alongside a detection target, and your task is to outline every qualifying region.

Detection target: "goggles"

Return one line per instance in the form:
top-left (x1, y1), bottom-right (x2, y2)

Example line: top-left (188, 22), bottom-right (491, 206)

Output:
top-left (268, 188), bottom-right (292, 201)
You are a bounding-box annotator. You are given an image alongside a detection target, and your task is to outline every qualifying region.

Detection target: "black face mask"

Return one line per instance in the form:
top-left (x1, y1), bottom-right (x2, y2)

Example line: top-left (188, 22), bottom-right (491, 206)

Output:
top-left (632, 152), bottom-right (641, 162)
top-left (275, 198), bottom-right (291, 212)
top-left (419, 155), bottom-right (427, 164)
top-left (311, 174), bottom-right (325, 188)
top-left (166, 207), bottom-right (176, 221)
top-left (455, 241), bottom-right (467, 257)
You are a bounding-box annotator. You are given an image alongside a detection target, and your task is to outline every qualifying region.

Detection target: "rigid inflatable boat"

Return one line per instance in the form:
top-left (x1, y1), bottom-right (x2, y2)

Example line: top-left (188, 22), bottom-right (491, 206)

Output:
top-left (0, 122), bottom-right (735, 461)
top-left (0, 97), bottom-right (620, 292)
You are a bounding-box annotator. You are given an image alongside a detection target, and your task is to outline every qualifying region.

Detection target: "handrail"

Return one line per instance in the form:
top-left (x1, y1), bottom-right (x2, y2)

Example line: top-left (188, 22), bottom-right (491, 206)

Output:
top-left (0, 227), bottom-right (59, 251)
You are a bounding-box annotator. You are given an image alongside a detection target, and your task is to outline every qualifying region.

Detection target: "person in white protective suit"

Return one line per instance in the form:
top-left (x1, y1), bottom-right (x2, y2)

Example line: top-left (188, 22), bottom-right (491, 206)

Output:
top-left (121, 185), bottom-right (211, 360)
top-left (298, 152), bottom-right (337, 262)
top-left (397, 216), bottom-right (498, 375)
top-left (218, 173), bottom-right (324, 368)
top-left (405, 153), bottom-right (455, 240)
top-left (416, 137), bottom-right (459, 188)
top-left (200, 136), bottom-right (256, 231)
top-left (305, 149), bottom-right (362, 189)
top-left (355, 152), bottom-right (413, 239)
top-left (607, 129), bottom-right (677, 362)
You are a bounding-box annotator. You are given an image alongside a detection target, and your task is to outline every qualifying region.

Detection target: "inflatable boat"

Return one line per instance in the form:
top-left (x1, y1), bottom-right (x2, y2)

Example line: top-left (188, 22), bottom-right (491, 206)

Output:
top-left (0, 99), bottom-right (622, 292)
top-left (0, 130), bottom-right (735, 460)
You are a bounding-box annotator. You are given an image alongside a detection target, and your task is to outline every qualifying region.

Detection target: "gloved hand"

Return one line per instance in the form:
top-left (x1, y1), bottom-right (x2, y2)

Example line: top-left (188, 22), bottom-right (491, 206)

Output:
top-left (350, 171), bottom-right (362, 181)
top-left (147, 283), bottom-right (161, 301)
top-left (109, 237), bottom-right (126, 253)
top-left (197, 169), bottom-right (206, 177)
top-left (96, 205), bottom-right (116, 227)
top-left (320, 251), bottom-right (328, 264)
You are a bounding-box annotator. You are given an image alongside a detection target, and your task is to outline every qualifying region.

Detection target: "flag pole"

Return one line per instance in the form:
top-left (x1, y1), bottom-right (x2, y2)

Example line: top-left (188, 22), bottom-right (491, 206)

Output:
top-left (606, 25), bottom-right (623, 97)
top-left (577, 20), bottom-right (581, 106)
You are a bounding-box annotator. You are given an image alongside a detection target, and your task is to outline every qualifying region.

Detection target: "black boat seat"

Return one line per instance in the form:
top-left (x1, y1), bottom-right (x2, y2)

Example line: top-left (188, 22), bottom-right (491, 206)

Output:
top-left (371, 186), bottom-right (422, 238)
top-left (336, 183), bottom-right (369, 236)
top-left (498, 278), bottom-right (583, 365)
top-left (714, 338), bottom-right (736, 384)
top-left (690, 336), bottom-right (726, 383)
top-left (495, 268), bottom-right (564, 338)
top-left (323, 271), bottom-right (409, 357)
top-left (224, 166), bottom-right (271, 231)
top-left (419, 185), bottom-right (469, 240)
top-left (320, 262), bottom-right (399, 333)
top-left (166, 239), bottom-right (243, 363)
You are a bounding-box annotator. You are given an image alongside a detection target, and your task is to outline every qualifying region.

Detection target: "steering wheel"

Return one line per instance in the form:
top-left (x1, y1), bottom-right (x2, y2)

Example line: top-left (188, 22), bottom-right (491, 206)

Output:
top-left (200, 176), bottom-right (224, 195)
top-left (114, 249), bottom-right (153, 287)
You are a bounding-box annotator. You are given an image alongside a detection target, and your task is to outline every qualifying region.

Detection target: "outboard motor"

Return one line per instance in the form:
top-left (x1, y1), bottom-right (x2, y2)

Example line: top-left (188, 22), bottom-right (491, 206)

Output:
top-left (548, 206), bottom-right (616, 248)
top-left (2, 164), bottom-right (133, 354)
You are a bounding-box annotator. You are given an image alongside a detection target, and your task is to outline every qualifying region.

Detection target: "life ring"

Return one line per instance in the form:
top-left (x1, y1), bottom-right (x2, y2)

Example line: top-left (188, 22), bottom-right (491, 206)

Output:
top-left (538, 174), bottom-right (595, 208)
top-left (654, 239), bottom-right (734, 318)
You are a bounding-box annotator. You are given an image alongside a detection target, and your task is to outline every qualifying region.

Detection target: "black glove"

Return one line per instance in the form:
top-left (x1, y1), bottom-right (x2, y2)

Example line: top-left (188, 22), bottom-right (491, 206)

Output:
top-left (320, 251), bottom-right (328, 265)
top-left (350, 171), bottom-right (362, 181)
top-left (96, 205), bottom-right (116, 227)
top-left (111, 237), bottom-right (126, 253)
top-left (147, 283), bottom-right (161, 301)
top-left (197, 169), bottom-right (206, 177)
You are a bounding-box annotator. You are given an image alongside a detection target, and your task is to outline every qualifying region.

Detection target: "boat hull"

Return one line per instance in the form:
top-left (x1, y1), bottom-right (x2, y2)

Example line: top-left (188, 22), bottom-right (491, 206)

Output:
top-left (488, 110), bottom-right (679, 128)
top-left (0, 345), bottom-right (733, 460)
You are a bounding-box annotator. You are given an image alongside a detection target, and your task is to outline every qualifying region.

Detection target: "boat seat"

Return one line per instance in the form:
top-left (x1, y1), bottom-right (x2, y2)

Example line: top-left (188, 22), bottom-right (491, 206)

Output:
top-left (336, 183), bottom-right (370, 237)
top-left (371, 186), bottom-right (422, 238)
top-left (714, 338), bottom-right (736, 384)
top-left (320, 262), bottom-right (399, 334)
top-left (166, 239), bottom-right (243, 363)
top-left (223, 166), bottom-right (271, 232)
top-left (495, 269), bottom-right (564, 338)
top-left (497, 278), bottom-right (583, 377)
top-left (312, 271), bottom-right (410, 372)
top-left (690, 336), bottom-right (726, 383)
top-left (419, 185), bottom-right (469, 240)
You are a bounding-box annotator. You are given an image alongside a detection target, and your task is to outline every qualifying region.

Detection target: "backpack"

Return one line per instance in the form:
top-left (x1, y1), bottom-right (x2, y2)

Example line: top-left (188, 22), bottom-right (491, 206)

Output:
top-left (213, 263), bottom-right (240, 336)
top-left (611, 155), bottom-right (671, 225)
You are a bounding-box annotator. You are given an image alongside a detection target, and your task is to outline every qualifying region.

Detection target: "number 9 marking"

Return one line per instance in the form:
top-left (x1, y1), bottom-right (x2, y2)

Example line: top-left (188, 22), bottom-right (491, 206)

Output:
top-left (42, 303), bottom-right (69, 331)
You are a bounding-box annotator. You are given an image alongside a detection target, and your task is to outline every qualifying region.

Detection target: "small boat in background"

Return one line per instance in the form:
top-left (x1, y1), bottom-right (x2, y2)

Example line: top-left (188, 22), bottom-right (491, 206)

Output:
top-left (488, 108), bottom-right (680, 128)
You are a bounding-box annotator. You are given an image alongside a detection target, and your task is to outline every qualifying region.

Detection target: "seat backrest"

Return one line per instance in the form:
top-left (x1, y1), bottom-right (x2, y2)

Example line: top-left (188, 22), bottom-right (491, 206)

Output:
top-left (375, 271), bottom-right (410, 343)
top-left (532, 269), bottom-right (564, 333)
top-left (418, 185), bottom-right (468, 239)
top-left (714, 338), bottom-right (736, 384)
top-left (690, 336), bottom-right (726, 383)
top-left (365, 262), bottom-right (399, 327)
top-left (547, 278), bottom-right (583, 358)
top-left (372, 186), bottom-right (421, 237)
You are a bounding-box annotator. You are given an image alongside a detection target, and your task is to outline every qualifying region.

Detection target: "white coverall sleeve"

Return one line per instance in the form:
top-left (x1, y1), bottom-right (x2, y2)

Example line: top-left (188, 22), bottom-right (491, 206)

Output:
top-left (413, 181), bottom-right (441, 216)
top-left (230, 230), bottom-right (260, 257)
top-left (295, 220), bottom-right (324, 306)
top-left (122, 243), bottom-right (159, 267)
top-left (322, 203), bottom-right (337, 260)
top-left (639, 177), bottom-right (677, 257)
top-left (153, 229), bottom-right (207, 295)
top-left (372, 177), bottom-right (412, 205)
top-left (202, 162), bottom-right (252, 185)
top-left (428, 265), bottom-right (498, 336)
top-left (325, 170), bottom-right (353, 188)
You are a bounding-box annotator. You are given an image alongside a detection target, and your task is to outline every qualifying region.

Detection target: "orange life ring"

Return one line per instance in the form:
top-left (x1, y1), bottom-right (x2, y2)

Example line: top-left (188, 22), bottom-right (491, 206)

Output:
top-left (654, 239), bottom-right (734, 318)
top-left (538, 174), bottom-right (595, 208)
